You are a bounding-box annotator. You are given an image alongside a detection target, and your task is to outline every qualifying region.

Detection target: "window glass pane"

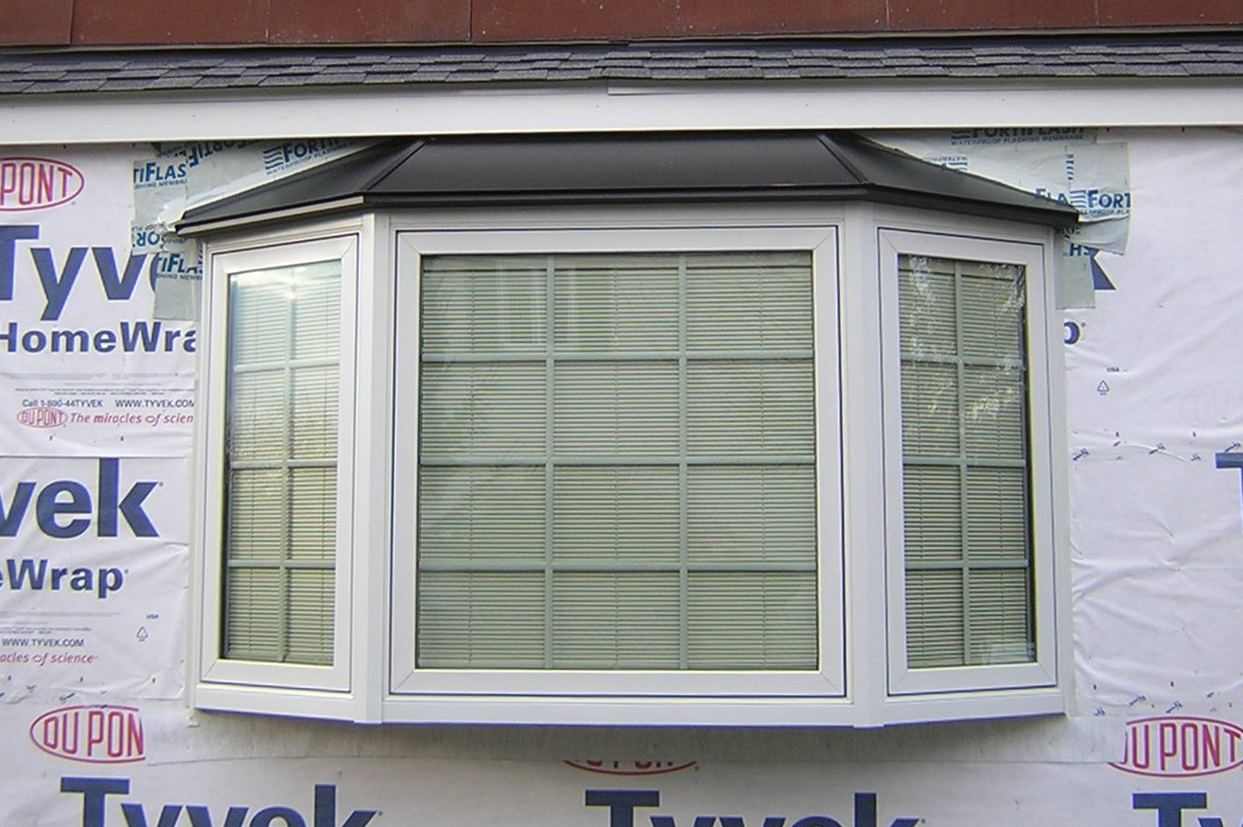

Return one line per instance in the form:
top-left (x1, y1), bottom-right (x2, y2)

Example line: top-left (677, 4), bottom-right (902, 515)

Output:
top-left (687, 361), bottom-right (816, 455)
top-left (898, 254), bottom-right (1034, 670)
top-left (552, 572), bottom-right (681, 669)
top-left (417, 572), bottom-right (547, 668)
top-left (222, 259), bottom-right (339, 666)
top-left (687, 572), bottom-right (818, 669)
top-left (554, 361), bottom-right (680, 454)
top-left (555, 256), bottom-right (679, 351)
top-left (686, 253), bottom-right (812, 350)
top-left (417, 251), bottom-right (818, 671)
top-left (420, 467), bottom-right (547, 566)
top-left (421, 256), bottom-right (546, 352)
top-left (687, 465), bottom-right (817, 566)
top-left (553, 467), bottom-right (681, 565)
top-left (421, 363), bottom-right (546, 455)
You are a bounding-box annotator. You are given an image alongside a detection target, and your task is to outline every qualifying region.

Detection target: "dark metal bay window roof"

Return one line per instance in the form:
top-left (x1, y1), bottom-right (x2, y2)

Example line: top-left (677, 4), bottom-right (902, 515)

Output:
top-left (176, 131), bottom-right (1078, 233)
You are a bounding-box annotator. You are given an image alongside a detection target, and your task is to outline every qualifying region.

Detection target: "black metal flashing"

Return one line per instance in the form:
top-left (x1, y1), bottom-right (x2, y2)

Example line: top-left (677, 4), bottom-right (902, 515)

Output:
top-left (176, 131), bottom-right (1079, 234)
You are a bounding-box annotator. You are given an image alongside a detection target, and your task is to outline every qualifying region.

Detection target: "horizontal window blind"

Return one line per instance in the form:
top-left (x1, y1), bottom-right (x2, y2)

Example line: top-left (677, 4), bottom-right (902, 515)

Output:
top-left (898, 254), bottom-right (1035, 669)
top-left (417, 252), bottom-right (818, 671)
top-left (222, 260), bottom-right (340, 665)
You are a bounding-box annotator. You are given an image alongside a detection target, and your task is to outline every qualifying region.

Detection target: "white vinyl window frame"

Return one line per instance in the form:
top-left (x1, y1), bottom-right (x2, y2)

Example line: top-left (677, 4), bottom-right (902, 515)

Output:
top-left (188, 205), bottom-right (1069, 726)
top-left (878, 229), bottom-right (1062, 699)
top-left (195, 233), bottom-right (360, 700)
top-left (389, 225), bottom-right (846, 703)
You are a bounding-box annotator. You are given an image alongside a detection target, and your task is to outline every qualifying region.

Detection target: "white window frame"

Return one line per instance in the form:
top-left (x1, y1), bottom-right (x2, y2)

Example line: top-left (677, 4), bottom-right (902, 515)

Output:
top-left (194, 232), bottom-right (360, 704)
top-left (876, 227), bottom-right (1064, 703)
top-left (189, 205), bottom-right (1069, 726)
top-left (388, 225), bottom-right (844, 705)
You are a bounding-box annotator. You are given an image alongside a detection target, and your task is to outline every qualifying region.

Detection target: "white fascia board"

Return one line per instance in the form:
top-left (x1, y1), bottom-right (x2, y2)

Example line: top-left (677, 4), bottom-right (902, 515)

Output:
top-left (4, 77), bottom-right (1243, 145)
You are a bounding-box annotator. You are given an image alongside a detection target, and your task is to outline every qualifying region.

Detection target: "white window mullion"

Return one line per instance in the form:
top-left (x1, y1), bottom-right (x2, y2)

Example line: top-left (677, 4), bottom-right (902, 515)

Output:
top-left (677, 254), bottom-right (690, 671)
top-left (955, 258), bottom-right (973, 669)
top-left (544, 255), bottom-right (557, 669)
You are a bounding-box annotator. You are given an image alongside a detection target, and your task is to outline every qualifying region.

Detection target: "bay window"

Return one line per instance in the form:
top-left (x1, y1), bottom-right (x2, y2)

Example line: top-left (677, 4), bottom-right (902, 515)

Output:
top-left (186, 132), bottom-right (1072, 725)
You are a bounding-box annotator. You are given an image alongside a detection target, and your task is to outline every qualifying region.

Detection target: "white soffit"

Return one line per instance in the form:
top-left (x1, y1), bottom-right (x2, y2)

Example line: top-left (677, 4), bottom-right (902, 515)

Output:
top-left (3, 79), bottom-right (1243, 145)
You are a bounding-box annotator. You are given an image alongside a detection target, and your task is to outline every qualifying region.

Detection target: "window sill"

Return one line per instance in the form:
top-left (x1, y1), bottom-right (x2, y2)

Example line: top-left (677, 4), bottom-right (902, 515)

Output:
top-left (193, 681), bottom-right (1067, 727)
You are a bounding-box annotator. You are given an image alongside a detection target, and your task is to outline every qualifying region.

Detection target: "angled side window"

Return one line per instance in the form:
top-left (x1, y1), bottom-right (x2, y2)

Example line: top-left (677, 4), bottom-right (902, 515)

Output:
top-left (881, 230), bottom-right (1060, 699)
top-left (198, 235), bottom-right (358, 698)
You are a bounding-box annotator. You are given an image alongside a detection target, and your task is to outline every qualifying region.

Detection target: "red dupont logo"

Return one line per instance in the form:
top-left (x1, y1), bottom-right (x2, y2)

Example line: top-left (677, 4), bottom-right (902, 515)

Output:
top-left (18, 406), bottom-right (67, 428)
top-left (1112, 716), bottom-right (1243, 777)
top-left (30, 705), bottom-right (146, 763)
top-left (564, 760), bottom-right (697, 776)
top-left (0, 157), bottom-right (85, 211)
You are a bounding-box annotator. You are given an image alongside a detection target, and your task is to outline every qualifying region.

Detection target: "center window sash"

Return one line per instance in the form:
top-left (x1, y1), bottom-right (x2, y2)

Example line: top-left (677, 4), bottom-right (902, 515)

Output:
top-left (391, 227), bottom-right (843, 698)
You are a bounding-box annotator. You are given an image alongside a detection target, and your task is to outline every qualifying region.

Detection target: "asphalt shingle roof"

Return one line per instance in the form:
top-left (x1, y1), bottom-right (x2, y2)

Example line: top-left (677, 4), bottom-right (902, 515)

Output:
top-left (4, 34), bottom-right (1243, 96)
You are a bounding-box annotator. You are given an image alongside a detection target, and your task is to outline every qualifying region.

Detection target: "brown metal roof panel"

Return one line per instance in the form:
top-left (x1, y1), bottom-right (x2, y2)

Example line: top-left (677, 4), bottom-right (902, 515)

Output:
top-left (268, 0), bottom-right (470, 44)
top-left (69, 0), bottom-right (269, 45)
top-left (0, 0), bottom-right (73, 46)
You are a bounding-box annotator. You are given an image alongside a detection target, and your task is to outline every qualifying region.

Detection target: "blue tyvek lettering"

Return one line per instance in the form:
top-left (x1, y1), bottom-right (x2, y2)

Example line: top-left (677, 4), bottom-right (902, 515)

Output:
top-left (1216, 453), bottom-right (1243, 531)
top-left (36, 479), bottom-right (92, 538)
top-left (2, 558), bottom-right (125, 598)
top-left (0, 224), bottom-right (39, 301)
top-left (98, 457), bottom-right (158, 538)
top-left (1134, 792), bottom-right (1209, 827)
top-left (186, 806), bottom-right (251, 827)
top-left (250, 808), bottom-right (304, 827)
top-left (0, 458), bottom-right (157, 538)
top-left (314, 784), bottom-right (378, 827)
top-left (587, 790), bottom-right (663, 827)
top-left (61, 777), bottom-right (130, 827)
top-left (31, 246), bottom-right (87, 321)
top-left (0, 481), bottom-right (34, 534)
top-left (121, 803), bottom-right (182, 827)
top-left (61, 779), bottom-right (377, 827)
top-left (0, 225), bottom-right (155, 320)
top-left (0, 321), bottom-right (195, 354)
top-left (588, 791), bottom-right (916, 827)
top-left (93, 248), bottom-right (153, 298)
top-left (652, 816), bottom-right (716, 827)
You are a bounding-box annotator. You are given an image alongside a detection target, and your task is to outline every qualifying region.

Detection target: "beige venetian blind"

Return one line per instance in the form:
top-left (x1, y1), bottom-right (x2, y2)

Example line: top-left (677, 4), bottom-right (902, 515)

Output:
top-left (898, 254), bottom-right (1035, 669)
top-left (221, 260), bottom-right (340, 665)
top-left (416, 251), bottom-right (818, 670)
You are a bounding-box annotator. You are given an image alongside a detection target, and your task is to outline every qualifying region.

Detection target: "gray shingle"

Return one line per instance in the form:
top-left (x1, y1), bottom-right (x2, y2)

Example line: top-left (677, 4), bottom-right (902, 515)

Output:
top-left (4, 34), bottom-right (1243, 97)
